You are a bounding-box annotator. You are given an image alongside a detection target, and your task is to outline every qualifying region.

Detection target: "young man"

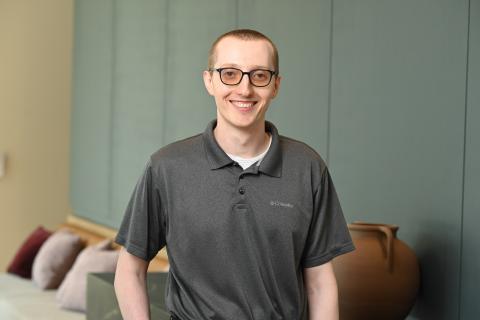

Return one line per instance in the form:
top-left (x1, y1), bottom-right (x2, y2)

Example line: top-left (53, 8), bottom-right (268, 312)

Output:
top-left (114, 29), bottom-right (354, 320)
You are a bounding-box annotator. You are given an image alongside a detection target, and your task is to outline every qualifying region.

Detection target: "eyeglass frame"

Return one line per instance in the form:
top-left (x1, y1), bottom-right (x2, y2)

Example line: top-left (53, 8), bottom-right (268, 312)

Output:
top-left (209, 67), bottom-right (278, 87)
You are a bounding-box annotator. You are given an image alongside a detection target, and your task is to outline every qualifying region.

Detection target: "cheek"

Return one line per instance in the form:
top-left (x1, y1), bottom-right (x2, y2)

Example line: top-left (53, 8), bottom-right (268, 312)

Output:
top-left (219, 90), bottom-right (234, 102)
top-left (215, 92), bottom-right (230, 105)
top-left (259, 90), bottom-right (276, 101)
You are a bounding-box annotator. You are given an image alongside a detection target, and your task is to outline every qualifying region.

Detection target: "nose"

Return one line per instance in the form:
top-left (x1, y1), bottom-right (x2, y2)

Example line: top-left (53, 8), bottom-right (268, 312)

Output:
top-left (236, 73), bottom-right (254, 96)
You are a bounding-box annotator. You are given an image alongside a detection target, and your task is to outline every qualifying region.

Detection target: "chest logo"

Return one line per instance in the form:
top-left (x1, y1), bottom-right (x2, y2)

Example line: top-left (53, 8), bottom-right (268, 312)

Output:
top-left (270, 200), bottom-right (294, 208)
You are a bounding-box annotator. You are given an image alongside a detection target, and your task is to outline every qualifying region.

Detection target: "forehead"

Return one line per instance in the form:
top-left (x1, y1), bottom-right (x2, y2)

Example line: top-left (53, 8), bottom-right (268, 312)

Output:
top-left (214, 37), bottom-right (274, 69)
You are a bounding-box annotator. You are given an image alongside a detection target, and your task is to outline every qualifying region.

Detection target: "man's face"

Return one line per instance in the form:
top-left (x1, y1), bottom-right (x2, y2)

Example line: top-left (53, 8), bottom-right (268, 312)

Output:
top-left (203, 37), bottom-right (281, 131)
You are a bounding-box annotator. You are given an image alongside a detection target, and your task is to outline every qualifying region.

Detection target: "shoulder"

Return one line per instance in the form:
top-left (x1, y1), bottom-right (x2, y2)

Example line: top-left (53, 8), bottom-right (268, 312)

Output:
top-left (151, 133), bottom-right (203, 161)
top-left (279, 135), bottom-right (327, 173)
top-left (275, 134), bottom-right (330, 190)
top-left (146, 133), bottom-right (205, 173)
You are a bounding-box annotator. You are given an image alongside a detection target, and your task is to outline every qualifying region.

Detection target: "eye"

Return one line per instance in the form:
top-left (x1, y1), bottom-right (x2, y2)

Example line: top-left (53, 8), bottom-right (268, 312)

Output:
top-left (221, 69), bottom-right (239, 80)
top-left (252, 70), bottom-right (269, 81)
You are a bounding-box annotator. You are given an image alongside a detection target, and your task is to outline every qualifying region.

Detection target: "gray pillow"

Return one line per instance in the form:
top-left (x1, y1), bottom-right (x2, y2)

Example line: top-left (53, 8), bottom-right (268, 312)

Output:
top-left (56, 239), bottom-right (119, 312)
top-left (32, 230), bottom-right (84, 289)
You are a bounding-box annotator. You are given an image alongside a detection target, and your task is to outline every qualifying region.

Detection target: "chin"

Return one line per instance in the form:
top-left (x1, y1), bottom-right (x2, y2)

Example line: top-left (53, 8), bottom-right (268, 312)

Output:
top-left (217, 110), bottom-right (265, 130)
top-left (232, 118), bottom-right (264, 130)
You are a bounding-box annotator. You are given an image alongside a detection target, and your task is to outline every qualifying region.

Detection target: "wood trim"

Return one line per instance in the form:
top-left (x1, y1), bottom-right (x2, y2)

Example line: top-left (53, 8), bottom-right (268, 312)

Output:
top-left (63, 215), bottom-right (169, 272)
top-left (65, 215), bottom-right (117, 238)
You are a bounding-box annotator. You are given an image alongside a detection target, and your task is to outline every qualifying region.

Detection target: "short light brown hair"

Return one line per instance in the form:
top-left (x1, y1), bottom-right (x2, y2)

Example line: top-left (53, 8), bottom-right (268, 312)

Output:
top-left (208, 29), bottom-right (279, 73)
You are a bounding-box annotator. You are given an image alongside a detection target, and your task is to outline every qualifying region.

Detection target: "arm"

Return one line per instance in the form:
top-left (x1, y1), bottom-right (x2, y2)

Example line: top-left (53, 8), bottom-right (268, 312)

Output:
top-left (303, 261), bottom-right (339, 320)
top-left (114, 247), bottom-right (150, 320)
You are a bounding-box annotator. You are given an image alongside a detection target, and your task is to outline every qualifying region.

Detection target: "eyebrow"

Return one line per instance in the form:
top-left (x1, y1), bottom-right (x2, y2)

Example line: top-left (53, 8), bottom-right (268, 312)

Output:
top-left (218, 63), bottom-right (273, 70)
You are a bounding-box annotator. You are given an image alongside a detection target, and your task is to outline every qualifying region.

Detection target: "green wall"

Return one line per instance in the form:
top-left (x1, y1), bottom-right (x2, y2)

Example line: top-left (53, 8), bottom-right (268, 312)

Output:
top-left (71, 0), bottom-right (478, 318)
top-left (329, 1), bottom-right (469, 319)
top-left (460, 0), bottom-right (480, 318)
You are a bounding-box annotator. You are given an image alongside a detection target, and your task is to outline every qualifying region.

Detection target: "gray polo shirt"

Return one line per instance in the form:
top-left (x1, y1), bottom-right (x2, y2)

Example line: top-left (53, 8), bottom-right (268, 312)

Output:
top-left (116, 120), bottom-right (354, 320)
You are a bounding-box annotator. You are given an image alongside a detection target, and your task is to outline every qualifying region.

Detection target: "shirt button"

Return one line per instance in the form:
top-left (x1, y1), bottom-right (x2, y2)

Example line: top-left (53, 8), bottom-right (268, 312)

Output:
top-left (239, 186), bottom-right (246, 195)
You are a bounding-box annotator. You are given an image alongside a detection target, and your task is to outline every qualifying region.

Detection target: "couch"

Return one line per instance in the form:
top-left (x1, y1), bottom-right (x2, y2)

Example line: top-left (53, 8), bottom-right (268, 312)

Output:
top-left (0, 215), bottom-right (169, 320)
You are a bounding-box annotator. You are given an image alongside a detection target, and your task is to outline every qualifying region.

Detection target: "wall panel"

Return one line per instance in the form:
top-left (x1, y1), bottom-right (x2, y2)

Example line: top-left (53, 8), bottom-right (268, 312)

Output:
top-left (460, 0), bottom-right (480, 318)
top-left (329, 1), bottom-right (469, 319)
top-left (71, 0), bottom-right (114, 225)
top-left (110, 0), bottom-right (168, 227)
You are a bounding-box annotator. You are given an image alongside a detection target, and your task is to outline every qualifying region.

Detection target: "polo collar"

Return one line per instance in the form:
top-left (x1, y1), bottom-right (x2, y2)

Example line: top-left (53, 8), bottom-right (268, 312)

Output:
top-left (202, 120), bottom-right (282, 177)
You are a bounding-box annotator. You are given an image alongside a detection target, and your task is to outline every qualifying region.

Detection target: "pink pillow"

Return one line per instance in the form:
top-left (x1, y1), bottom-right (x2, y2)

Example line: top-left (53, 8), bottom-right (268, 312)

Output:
top-left (56, 240), bottom-right (119, 312)
top-left (32, 230), bottom-right (84, 289)
top-left (7, 226), bottom-right (52, 278)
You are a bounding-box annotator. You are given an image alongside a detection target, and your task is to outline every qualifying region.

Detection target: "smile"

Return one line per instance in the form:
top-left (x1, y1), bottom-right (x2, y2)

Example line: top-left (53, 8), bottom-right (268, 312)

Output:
top-left (230, 100), bottom-right (257, 109)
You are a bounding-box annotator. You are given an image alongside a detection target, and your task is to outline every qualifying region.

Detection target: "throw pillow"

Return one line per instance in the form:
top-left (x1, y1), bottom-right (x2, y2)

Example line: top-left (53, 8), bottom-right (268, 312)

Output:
top-left (7, 226), bottom-right (52, 278)
top-left (32, 229), bottom-right (84, 289)
top-left (56, 239), bottom-right (119, 312)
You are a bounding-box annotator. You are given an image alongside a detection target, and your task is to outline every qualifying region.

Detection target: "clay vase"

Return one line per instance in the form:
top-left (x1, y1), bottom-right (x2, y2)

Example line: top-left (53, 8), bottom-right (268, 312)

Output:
top-left (332, 222), bottom-right (420, 320)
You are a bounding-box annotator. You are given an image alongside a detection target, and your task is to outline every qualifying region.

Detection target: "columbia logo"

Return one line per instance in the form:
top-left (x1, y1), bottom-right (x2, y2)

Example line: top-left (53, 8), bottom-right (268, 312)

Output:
top-left (270, 200), bottom-right (294, 208)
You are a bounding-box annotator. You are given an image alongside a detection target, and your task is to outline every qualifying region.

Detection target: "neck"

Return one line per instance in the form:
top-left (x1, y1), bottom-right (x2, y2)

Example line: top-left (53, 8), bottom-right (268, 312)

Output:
top-left (214, 120), bottom-right (270, 158)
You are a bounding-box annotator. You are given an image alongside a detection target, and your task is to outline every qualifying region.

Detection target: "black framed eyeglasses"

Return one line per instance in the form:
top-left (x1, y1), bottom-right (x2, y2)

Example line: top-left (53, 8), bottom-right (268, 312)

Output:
top-left (209, 67), bottom-right (277, 87)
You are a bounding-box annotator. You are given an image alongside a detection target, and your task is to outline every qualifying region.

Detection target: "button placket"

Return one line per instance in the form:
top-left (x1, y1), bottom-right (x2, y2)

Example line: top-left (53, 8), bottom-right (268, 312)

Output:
top-left (234, 167), bottom-right (252, 198)
top-left (237, 172), bottom-right (249, 195)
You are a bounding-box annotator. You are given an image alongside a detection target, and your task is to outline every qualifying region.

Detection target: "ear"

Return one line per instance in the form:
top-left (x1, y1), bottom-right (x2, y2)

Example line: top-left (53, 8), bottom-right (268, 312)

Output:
top-left (203, 70), bottom-right (214, 96)
top-left (271, 75), bottom-right (282, 99)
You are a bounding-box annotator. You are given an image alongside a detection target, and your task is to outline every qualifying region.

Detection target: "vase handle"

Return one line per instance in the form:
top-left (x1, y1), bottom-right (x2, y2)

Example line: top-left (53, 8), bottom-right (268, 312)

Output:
top-left (378, 225), bottom-right (394, 272)
top-left (349, 222), bottom-right (395, 272)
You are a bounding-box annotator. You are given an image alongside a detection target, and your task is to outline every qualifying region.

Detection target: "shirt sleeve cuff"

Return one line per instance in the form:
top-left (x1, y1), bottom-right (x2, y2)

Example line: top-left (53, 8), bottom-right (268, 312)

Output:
top-left (302, 242), bottom-right (355, 268)
top-left (115, 235), bottom-right (152, 261)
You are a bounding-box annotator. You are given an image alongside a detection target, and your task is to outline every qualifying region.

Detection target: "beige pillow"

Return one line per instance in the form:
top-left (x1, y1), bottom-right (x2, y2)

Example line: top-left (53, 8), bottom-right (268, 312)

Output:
top-left (32, 230), bottom-right (84, 289)
top-left (56, 239), bottom-right (119, 312)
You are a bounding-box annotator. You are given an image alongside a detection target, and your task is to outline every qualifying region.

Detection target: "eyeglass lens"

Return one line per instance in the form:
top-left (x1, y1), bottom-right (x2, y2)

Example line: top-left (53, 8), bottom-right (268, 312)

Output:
top-left (220, 68), bottom-right (273, 87)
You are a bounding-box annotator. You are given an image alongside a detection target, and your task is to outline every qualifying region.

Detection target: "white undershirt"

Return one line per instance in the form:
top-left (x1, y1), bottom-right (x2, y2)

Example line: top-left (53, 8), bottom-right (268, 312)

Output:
top-left (226, 134), bottom-right (272, 170)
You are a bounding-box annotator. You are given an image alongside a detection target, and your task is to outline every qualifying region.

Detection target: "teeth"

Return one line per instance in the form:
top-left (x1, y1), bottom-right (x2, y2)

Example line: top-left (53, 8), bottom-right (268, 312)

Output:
top-left (232, 101), bottom-right (255, 108)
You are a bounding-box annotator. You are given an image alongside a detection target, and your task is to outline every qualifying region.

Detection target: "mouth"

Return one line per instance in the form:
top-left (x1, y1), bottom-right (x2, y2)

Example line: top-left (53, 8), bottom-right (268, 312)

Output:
top-left (230, 100), bottom-right (257, 111)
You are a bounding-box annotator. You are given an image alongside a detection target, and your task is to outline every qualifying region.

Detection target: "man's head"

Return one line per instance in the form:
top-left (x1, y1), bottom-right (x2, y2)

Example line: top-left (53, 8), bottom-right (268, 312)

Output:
top-left (208, 29), bottom-right (279, 74)
top-left (203, 29), bottom-right (281, 131)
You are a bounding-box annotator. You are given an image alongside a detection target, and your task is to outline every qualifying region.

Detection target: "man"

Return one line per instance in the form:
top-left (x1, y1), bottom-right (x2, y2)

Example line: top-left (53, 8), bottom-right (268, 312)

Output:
top-left (114, 29), bottom-right (354, 320)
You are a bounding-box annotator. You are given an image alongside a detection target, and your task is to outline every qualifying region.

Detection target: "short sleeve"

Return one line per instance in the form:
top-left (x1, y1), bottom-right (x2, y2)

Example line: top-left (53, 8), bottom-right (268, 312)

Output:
top-left (115, 159), bottom-right (166, 261)
top-left (301, 167), bottom-right (355, 268)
